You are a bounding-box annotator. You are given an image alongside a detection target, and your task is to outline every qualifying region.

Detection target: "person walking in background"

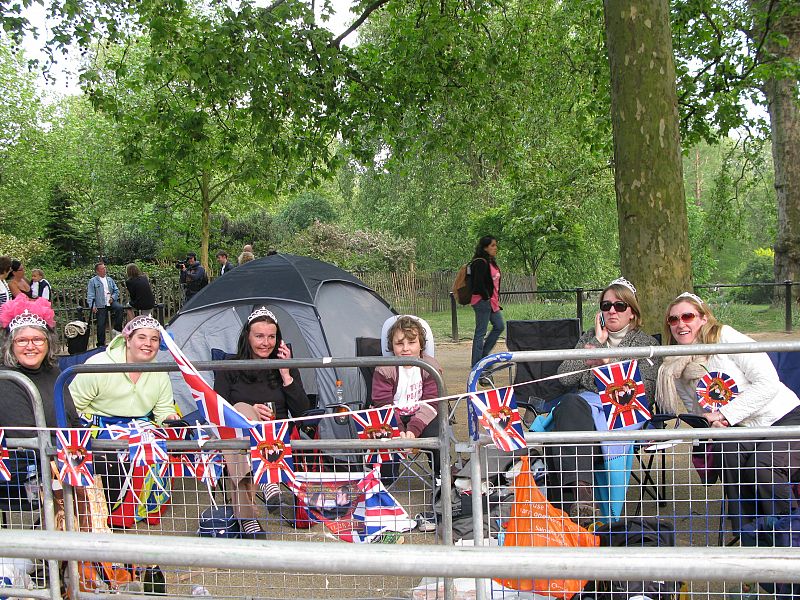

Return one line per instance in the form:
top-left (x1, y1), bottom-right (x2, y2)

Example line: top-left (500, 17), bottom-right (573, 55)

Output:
top-left (87, 261), bottom-right (124, 346)
top-left (29, 269), bottom-right (51, 300)
top-left (216, 250), bottom-right (235, 275)
top-left (125, 263), bottom-right (156, 320)
top-left (0, 256), bottom-right (12, 307)
top-left (470, 235), bottom-right (504, 367)
top-left (8, 260), bottom-right (31, 298)
top-left (238, 251), bottom-right (255, 265)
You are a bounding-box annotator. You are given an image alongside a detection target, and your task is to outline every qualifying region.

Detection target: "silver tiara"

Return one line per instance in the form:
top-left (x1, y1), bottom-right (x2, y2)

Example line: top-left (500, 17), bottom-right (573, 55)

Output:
top-left (248, 306), bottom-right (277, 324)
top-left (610, 277), bottom-right (637, 295)
top-left (677, 291), bottom-right (704, 305)
top-left (124, 315), bottom-right (161, 334)
top-left (9, 310), bottom-right (48, 332)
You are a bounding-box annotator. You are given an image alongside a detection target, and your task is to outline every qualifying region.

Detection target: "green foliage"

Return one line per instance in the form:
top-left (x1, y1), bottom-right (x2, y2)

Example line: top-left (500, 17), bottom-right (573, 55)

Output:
top-left (275, 192), bottom-right (337, 238)
top-left (0, 232), bottom-right (51, 266)
top-left (729, 248), bottom-right (776, 304)
top-left (284, 221), bottom-right (415, 272)
top-left (106, 224), bottom-right (162, 263)
top-left (215, 208), bottom-right (275, 255)
top-left (44, 185), bottom-right (92, 266)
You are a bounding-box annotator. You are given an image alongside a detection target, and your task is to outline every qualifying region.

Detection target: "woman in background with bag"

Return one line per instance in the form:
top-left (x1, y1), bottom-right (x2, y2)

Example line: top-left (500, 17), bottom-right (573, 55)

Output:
top-left (470, 235), bottom-right (504, 368)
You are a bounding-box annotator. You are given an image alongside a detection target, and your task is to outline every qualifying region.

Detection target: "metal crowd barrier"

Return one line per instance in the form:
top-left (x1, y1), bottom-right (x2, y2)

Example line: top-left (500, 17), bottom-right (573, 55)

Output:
top-left (464, 340), bottom-right (800, 600)
top-left (1, 357), bottom-right (454, 600)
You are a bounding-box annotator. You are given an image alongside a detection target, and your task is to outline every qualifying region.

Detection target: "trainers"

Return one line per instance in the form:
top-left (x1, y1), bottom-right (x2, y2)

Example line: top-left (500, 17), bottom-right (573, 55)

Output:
top-left (568, 501), bottom-right (602, 529)
top-left (373, 531), bottom-right (405, 544)
top-left (415, 512), bottom-right (437, 533)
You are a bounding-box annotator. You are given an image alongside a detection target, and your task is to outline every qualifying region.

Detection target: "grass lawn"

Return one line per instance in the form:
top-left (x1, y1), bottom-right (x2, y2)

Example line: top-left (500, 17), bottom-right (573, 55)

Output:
top-left (418, 301), bottom-right (794, 343)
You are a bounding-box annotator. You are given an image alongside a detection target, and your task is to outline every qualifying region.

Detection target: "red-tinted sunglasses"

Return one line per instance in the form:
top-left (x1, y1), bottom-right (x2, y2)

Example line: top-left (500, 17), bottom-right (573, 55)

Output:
top-left (667, 312), bottom-right (698, 326)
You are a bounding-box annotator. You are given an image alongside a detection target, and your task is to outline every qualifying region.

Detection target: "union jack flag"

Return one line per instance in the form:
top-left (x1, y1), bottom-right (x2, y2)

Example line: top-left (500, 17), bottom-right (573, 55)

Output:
top-left (469, 386), bottom-right (527, 452)
top-left (593, 360), bottom-right (651, 430)
top-left (0, 429), bottom-right (11, 482)
top-left (350, 407), bottom-right (403, 464)
top-left (128, 423), bottom-right (169, 468)
top-left (194, 431), bottom-right (224, 487)
top-left (55, 429), bottom-right (94, 487)
top-left (159, 327), bottom-right (253, 439)
top-left (249, 422), bottom-right (297, 489)
top-left (696, 371), bottom-right (739, 412)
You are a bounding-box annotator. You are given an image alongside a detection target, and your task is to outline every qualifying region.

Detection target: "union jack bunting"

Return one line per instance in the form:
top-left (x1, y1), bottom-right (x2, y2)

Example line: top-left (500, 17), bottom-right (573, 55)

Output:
top-left (696, 371), bottom-right (739, 412)
top-left (159, 326), bottom-right (253, 439)
top-left (128, 423), bottom-right (169, 468)
top-left (249, 421), bottom-right (297, 489)
top-left (469, 386), bottom-right (527, 452)
top-left (350, 407), bottom-right (403, 464)
top-left (593, 360), bottom-right (651, 430)
top-left (55, 429), bottom-right (94, 487)
top-left (0, 429), bottom-right (10, 482)
top-left (194, 431), bottom-right (224, 487)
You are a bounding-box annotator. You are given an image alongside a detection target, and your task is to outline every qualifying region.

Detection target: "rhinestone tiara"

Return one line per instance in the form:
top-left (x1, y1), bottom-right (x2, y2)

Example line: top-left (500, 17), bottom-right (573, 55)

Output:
top-left (9, 309), bottom-right (49, 332)
top-left (122, 315), bottom-right (162, 337)
top-left (0, 295), bottom-right (56, 331)
top-left (248, 306), bottom-right (278, 324)
top-left (676, 291), bottom-right (704, 305)
top-left (609, 277), bottom-right (637, 295)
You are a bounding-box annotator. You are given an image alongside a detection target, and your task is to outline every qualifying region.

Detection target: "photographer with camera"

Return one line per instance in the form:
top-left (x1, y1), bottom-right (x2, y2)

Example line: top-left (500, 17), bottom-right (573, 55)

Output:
top-left (178, 253), bottom-right (208, 302)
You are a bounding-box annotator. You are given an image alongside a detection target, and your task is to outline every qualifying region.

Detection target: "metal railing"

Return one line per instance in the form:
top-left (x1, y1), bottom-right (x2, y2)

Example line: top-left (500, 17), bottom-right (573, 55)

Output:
top-left (449, 280), bottom-right (797, 341)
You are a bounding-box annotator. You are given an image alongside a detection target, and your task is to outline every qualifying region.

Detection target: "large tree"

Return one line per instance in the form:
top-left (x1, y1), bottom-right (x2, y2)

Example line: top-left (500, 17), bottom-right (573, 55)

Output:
top-left (750, 1), bottom-right (800, 291)
top-left (604, 0), bottom-right (693, 329)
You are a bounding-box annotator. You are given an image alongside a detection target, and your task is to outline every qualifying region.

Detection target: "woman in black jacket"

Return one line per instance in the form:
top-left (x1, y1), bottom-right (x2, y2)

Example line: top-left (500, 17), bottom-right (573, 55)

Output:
top-left (125, 263), bottom-right (156, 320)
top-left (470, 235), bottom-right (504, 367)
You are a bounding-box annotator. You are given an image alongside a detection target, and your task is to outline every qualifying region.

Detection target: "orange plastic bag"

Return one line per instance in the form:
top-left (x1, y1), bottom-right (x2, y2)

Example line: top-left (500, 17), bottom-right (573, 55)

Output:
top-left (495, 455), bottom-right (599, 598)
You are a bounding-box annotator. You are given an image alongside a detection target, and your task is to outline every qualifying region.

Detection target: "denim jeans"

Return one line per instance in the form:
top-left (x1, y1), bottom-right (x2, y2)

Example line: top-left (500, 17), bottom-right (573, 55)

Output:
top-left (95, 301), bottom-right (124, 346)
top-left (471, 300), bottom-right (505, 366)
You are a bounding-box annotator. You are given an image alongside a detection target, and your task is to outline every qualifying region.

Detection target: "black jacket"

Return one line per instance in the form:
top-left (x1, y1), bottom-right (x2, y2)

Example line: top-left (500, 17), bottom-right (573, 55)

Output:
top-left (470, 257), bottom-right (497, 301)
top-left (180, 263), bottom-right (207, 298)
top-left (125, 275), bottom-right (156, 310)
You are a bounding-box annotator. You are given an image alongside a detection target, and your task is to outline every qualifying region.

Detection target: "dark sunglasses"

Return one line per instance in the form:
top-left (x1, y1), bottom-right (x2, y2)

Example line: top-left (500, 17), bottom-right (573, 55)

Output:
top-left (667, 312), bottom-right (698, 326)
top-left (600, 300), bottom-right (629, 312)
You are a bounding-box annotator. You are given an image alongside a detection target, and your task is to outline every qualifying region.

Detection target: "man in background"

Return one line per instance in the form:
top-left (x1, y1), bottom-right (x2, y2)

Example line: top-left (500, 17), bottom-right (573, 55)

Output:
top-left (216, 250), bottom-right (235, 275)
top-left (87, 262), bottom-right (123, 346)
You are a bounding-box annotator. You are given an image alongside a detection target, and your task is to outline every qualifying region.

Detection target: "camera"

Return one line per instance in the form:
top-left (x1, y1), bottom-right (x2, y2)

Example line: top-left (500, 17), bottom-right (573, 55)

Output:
top-left (175, 260), bottom-right (186, 269)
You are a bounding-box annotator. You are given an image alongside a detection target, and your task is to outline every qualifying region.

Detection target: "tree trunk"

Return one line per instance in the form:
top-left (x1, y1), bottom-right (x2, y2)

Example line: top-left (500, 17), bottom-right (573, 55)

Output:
top-left (200, 171), bottom-right (211, 270)
top-left (756, 2), bottom-right (800, 302)
top-left (603, 0), bottom-right (693, 331)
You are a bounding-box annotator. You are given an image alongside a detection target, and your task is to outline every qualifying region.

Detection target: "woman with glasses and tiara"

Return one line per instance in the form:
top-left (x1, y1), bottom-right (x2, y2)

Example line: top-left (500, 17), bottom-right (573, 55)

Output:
top-left (657, 292), bottom-right (800, 533)
top-left (541, 277), bottom-right (660, 526)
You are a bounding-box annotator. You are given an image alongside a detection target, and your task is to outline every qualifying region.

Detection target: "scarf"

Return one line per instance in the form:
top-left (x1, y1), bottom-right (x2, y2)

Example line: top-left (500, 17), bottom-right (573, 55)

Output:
top-left (656, 354), bottom-right (708, 415)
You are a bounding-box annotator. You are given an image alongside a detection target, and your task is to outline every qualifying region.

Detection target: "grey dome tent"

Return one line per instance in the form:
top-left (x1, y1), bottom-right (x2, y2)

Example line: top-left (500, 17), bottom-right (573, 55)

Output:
top-left (162, 253), bottom-right (395, 444)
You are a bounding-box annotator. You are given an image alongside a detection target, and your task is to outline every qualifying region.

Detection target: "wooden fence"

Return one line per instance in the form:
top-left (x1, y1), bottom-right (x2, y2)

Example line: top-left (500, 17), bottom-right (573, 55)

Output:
top-left (47, 270), bottom-right (553, 349)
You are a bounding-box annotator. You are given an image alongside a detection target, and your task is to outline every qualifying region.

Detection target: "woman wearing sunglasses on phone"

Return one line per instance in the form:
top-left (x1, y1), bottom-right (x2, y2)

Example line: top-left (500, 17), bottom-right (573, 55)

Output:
top-left (547, 277), bottom-right (660, 526)
top-left (657, 292), bottom-right (800, 531)
top-left (213, 306), bottom-right (310, 538)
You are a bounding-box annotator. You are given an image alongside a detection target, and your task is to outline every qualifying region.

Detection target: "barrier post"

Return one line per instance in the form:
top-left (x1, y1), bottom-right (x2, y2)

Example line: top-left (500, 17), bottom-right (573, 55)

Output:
top-left (576, 287), bottom-right (584, 329)
top-left (785, 280), bottom-right (793, 333)
top-left (450, 292), bottom-right (459, 342)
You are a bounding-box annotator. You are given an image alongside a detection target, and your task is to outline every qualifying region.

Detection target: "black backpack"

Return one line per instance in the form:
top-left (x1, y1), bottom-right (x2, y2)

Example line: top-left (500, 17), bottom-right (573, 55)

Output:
top-left (594, 518), bottom-right (679, 600)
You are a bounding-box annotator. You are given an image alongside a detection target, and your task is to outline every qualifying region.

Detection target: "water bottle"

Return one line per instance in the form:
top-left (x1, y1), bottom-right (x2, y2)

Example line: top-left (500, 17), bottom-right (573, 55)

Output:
top-left (335, 379), bottom-right (344, 404)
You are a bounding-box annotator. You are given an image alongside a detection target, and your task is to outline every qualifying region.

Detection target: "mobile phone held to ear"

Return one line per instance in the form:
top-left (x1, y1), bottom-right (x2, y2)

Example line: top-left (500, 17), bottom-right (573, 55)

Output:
top-left (599, 313), bottom-right (606, 329)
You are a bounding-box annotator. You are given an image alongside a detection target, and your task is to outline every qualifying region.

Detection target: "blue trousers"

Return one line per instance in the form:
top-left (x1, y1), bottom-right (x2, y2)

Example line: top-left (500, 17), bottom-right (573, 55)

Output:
top-left (471, 299), bottom-right (505, 366)
top-left (95, 301), bottom-right (124, 346)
